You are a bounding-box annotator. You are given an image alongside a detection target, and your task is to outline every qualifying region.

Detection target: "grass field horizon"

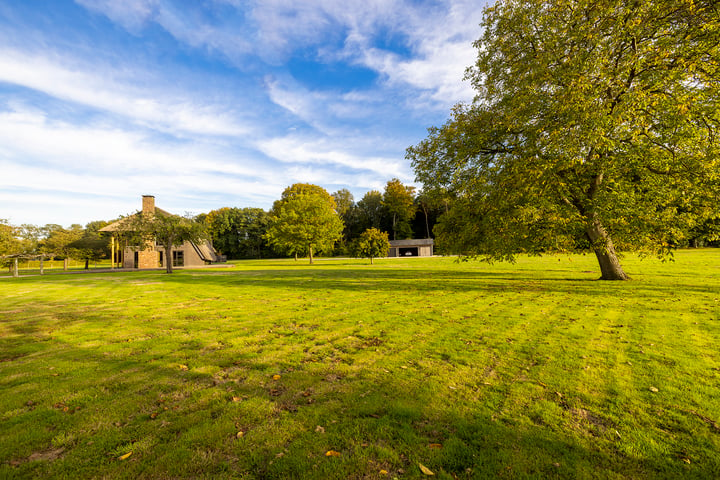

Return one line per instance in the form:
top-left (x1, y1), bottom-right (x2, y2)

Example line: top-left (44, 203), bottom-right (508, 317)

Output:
top-left (1, 250), bottom-right (719, 479)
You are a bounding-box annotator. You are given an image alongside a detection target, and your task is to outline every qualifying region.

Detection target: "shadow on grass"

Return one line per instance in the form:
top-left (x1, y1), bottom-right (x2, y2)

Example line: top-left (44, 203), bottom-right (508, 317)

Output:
top-left (154, 266), bottom-right (720, 298)
top-left (2, 329), bottom-right (716, 479)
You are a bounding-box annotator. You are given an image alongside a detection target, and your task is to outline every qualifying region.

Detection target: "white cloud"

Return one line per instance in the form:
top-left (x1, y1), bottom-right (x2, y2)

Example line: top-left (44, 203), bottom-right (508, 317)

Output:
top-left (255, 134), bottom-right (408, 180)
top-left (76, 0), bottom-right (484, 108)
top-left (0, 48), bottom-right (251, 137)
top-left (75, 0), bottom-right (157, 32)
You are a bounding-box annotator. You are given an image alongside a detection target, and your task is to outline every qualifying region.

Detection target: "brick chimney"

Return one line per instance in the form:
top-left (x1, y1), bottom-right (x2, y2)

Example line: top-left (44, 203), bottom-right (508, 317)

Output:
top-left (142, 195), bottom-right (155, 215)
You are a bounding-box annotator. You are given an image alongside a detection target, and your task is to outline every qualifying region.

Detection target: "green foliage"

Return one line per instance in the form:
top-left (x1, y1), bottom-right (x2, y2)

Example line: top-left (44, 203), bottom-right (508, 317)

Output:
top-left (65, 222), bottom-right (111, 269)
top-left (351, 227), bottom-right (390, 264)
top-left (409, 0), bottom-right (720, 280)
top-left (204, 207), bottom-right (272, 259)
top-left (119, 211), bottom-right (208, 273)
top-left (382, 179), bottom-right (416, 240)
top-left (0, 219), bottom-right (19, 256)
top-left (331, 189), bottom-right (354, 218)
top-left (40, 224), bottom-right (84, 257)
top-left (276, 183), bottom-right (337, 210)
top-left (265, 185), bottom-right (344, 264)
top-left (356, 190), bottom-right (384, 231)
top-left (332, 189), bottom-right (358, 252)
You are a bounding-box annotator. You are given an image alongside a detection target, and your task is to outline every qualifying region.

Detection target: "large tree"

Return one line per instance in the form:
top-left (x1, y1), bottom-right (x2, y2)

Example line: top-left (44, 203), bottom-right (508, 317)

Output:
top-left (382, 178), bottom-right (416, 240)
top-left (265, 185), bottom-right (344, 264)
top-left (409, 0), bottom-right (720, 280)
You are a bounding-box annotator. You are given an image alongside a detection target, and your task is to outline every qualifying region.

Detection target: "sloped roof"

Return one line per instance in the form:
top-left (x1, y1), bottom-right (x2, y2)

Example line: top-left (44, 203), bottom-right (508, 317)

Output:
top-left (99, 207), bottom-right (173, 232)
top-left (190, 240), bottom-right (220, 262)
top-left (389, 238), bottom-right (434, 247)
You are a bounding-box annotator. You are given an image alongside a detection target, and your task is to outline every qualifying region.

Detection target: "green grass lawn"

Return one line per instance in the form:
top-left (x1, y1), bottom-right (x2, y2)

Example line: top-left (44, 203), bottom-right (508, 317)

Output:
top-left (1, 250), bottom-right (719, 479)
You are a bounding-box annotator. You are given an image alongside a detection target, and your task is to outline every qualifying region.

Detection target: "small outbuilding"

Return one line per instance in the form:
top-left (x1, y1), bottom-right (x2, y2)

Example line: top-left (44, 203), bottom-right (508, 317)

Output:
top-left (388, 238), bottom-right (434, 257)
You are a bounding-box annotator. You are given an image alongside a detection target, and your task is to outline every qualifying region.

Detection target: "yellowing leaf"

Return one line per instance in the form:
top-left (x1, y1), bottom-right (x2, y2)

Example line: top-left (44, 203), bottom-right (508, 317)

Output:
top-left (429, 443), bottom-right (442, 449)
top-left (272, 374), bottom-right (281, 380)
top-left (418, 462), bottom-right (434, 475)
top-left (379, 469), bottom-right (388, 475)
top-left (118, 452), bottom-right (132, 461)
top-left (325, 450), bottom-right (341, 457)
top-left (179, 365), bottom-right (188, 371)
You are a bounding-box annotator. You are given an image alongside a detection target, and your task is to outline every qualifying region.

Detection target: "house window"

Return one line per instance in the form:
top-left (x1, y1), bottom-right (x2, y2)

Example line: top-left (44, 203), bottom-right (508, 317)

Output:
top-left (172, 250), bottom-right (184, 267)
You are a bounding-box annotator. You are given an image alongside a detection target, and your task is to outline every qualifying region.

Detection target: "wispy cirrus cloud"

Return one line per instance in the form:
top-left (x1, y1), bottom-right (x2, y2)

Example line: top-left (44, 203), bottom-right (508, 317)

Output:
top-left (0, 48), bottom-right (251, 137)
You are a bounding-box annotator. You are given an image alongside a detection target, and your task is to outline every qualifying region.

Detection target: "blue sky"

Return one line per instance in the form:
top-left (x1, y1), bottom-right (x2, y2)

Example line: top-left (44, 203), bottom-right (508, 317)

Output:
top-left (0, 0), bottom-right (486, 227)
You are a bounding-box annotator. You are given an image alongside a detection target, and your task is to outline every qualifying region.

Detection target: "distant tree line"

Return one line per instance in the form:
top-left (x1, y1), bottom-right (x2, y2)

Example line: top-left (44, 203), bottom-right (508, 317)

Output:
top-left (2, 166), bottom-right (716, 269)
top-left (200, 178), bottom-right (444, 261)
top-left (0, 220), bottom-right (111, 271)
top-left (0, 177), bottom-right (445, 266)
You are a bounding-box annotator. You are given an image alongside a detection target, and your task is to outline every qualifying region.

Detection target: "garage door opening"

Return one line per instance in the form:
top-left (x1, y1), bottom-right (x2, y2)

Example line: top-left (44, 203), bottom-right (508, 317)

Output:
top-left (399, 247), bottom-right (419, 256)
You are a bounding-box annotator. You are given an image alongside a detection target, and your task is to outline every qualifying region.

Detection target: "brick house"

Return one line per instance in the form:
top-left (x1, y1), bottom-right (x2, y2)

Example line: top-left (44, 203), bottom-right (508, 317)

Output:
top-left (100, 195), bottom-right (222, 269)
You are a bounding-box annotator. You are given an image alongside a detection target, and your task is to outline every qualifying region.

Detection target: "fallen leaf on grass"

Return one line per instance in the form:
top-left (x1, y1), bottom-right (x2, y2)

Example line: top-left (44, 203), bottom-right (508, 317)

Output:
top-left (379, 469), bottom-right (388, 475)
top-left (236, 431), bottom-right (244, 438)
top-left (272, 374), bottom-right (281, 380)
top-left (315, 425), bottom-right (325, 433)
top-left (649, 386), bottom-right (659, 393)
top-left (325, 450), bottom-right (341, 457)
top-left (179, 365), bottom-right (188, 371)
top-left (418, 463), bottom-right (434, 475)
top-left (429, 443), bottom-right (442, 449)
top-left (118, 452), bottom-right (132, 460)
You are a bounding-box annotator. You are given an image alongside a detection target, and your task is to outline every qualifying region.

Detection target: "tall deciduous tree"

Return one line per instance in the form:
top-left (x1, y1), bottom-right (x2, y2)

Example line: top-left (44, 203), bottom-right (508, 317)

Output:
top-left (265, 185), bottom-right (344, 264)
top-left (382, 179), bottom-right (416, 240)
top-left (409, 0), bottom-right (720, 280)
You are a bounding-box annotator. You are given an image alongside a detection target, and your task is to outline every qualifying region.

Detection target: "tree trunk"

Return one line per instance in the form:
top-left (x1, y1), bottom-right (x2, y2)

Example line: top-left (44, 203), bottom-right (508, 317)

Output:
top-left (586, 216), bottom-right (630, 280)
top-left (84, 259), bottom-right (89, 270)
top-left (370, 256), bottom-right (374, 265)
top-left (165, 246), bottom-right (173, 274)
top-left (309, 245), bottom-right (314, 265)
top-left (423, 206), bottom-right (430, 238)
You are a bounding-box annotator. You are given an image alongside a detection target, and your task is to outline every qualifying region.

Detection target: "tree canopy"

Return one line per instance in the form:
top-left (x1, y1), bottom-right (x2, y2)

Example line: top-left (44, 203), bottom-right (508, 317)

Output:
top-left (203, 207), bottom-right (272, 259)
top-left (265, 185), bottom-right (344, 264)
top-left (382, 178), bottom-right (416, 240)
top-left (408, 0), bottom-right (720, 280)
top-left (352, 227), bottom-right (390, 264)
top-left (119, 211), bottom-right (207, 274)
